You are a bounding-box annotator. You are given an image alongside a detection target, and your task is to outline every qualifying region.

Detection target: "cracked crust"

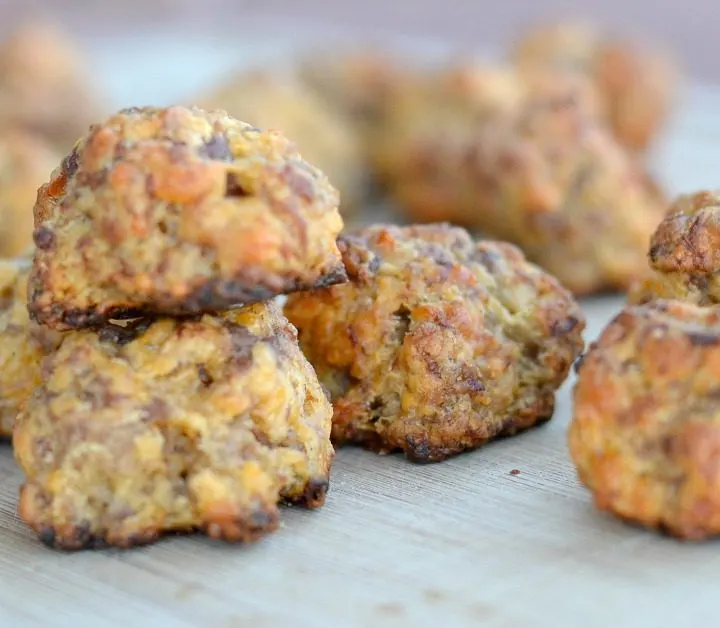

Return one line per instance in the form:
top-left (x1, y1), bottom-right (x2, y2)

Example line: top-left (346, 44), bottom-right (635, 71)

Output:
top-left (0, 128), bottom-right (59, 257)
top-left (571, 300), bottom-right (720, 540)
top-left (199, 70), bottom-right (366, 214)
top-left (630, 191), bottom-right (720, 306)
top-left (0, 23), bottom-right (102, 151)
top-left (285, 224), bottom-right (584, 462)
top-left (512, 22), bottom-right (676, 153)
top-left (0, 259), bottom-right (62, 437)
top-left (28, 106), bottom-right (347, 330)
top-left (14, 301), bottom-right (334, 550)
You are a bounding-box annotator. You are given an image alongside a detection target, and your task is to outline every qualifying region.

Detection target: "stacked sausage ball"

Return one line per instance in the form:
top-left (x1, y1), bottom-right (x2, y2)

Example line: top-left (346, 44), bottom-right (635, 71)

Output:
top-left (0, 101), bottom-right (583, 551)
top-left (2, 19), bottom-right (719, 549)
top-left (571, 192), bottom-right (720, 540)
top-left (10, 106), bottom-right (346, 549)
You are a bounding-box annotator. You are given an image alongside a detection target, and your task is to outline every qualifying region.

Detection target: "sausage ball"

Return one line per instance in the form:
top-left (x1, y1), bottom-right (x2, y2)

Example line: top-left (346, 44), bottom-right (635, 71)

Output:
top-left (286, 224), bottom-right (584, 462)
top-left (571, 300), bottom-right (720, 540)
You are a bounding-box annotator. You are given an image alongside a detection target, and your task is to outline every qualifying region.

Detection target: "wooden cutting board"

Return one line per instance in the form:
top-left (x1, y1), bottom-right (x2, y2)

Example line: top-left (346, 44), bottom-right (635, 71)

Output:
top-left (1, 35), bottom-right (719, 628)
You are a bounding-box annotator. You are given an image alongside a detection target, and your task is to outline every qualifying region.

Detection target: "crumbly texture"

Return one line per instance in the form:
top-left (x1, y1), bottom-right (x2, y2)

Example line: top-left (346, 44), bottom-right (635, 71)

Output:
top-left (285, 224), bottom-right (584, 462)
top-left (512, 22), bottom-right (676, 153)
top-left (376, 84), bottom-right (665, 295)
top-left (14, 301), bottom-right (334, 550)
top-left (0, 23), bottom-right (102, 151)
top-left (570, 300), bottom-right (720, 540)
top-left (0, 128), bottom-right (59, 257)
top-left (199, 70), bottom-right (366, 214)
top-left (29, 106), bottom-right (347, 331)
top-left (0, 259), bottom-right (62, 437)
top-left (630, 191), bottom-right (720, 306)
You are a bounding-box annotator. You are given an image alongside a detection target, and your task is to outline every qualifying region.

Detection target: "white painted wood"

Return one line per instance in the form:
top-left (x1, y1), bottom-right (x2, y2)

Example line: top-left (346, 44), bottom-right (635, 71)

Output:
top-left (1, 36), bottom-right (719, 628)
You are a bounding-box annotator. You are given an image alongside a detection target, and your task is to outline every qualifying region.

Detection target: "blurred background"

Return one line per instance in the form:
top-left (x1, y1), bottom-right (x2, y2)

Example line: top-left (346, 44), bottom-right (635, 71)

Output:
top-left (0, 0), bottom-right (718, 79)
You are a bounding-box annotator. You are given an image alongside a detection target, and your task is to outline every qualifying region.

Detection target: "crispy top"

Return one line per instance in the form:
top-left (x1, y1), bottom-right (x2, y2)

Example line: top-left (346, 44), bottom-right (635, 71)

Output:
top-left (330, 223), bottom-right (584, 362)
top-left (29, 106), bottom-right (345, 327)
top-left (579, 300), bottom-right (720, 376)
top-left (649, 190), bottom-right (720, 274)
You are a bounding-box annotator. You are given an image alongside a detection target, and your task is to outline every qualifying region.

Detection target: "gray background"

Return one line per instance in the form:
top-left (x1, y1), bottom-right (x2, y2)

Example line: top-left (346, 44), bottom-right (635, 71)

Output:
top-left (0, 0), bottom-right (717, 79)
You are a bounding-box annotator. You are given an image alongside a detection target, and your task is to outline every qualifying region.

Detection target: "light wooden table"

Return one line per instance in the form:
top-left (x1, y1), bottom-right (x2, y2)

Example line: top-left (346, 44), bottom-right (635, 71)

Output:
top-left (1, 35), bottom-right (720, 628)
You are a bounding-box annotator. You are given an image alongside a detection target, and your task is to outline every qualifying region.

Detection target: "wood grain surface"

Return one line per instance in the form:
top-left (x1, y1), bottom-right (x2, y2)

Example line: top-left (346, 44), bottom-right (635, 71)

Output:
top-left (2, 297), bottom-right (719, 628)
top-left (1, 34), bottom-right (720, 628)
